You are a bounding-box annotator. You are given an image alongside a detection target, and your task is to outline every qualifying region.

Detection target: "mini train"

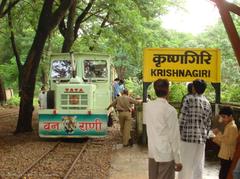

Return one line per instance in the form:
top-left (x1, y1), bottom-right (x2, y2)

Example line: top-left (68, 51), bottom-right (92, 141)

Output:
top-left (38, 52), bottom-right (116, 138)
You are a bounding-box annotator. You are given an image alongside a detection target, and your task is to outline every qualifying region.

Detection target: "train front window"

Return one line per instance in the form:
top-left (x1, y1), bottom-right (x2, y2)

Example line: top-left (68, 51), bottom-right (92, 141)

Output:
top-left (51, 60), bottom-right (72, 79)
top-left (83, 60), bottom-right (107, 79)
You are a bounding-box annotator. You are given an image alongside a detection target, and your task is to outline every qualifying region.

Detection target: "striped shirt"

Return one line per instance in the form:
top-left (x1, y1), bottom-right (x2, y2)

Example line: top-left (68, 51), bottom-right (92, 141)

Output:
top-left (179, 94), bottom-right (212, 144)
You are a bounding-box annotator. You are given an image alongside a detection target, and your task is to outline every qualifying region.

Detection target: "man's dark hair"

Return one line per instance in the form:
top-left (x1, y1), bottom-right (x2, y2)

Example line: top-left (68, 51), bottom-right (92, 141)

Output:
top-left (193, 79), bottom-right (207, 94)
top-left (187, 83), bottom-right (193, 94)
top-left (154, 79), bottom-right (169, 97)
top-left (114, 78), bottom-right (120, 81)
top-left (219, 106), bottom-right (233, 116)
top-left (119, 79), bottom-right (124, 84)
top-left (122, 89), bottom-right (128, 95)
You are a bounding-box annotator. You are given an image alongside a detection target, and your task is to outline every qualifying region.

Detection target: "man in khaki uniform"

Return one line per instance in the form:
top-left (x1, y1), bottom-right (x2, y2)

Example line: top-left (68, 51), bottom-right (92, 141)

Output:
top-left (107, 89), bottom-right (141, 146)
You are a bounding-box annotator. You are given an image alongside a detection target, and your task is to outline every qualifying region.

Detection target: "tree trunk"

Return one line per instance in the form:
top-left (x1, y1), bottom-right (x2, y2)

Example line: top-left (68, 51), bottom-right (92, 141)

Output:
top-left (16, 31), bottom-right (49, 133)
top-left (116, 66), bottom-right (125, 80)
top-left (0, 78), bottom-right (6, 105)
top-left (15, 0), bottom-right (74, 133)
top-left (61, 37), bottom-right (75, 53)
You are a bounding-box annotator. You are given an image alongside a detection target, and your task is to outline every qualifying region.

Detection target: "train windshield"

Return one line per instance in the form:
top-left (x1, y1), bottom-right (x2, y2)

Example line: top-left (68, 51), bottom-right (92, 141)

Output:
top-left (51, 60), bottom-right (72, 79)
top-left (83, 60), bottom-right (108, 79)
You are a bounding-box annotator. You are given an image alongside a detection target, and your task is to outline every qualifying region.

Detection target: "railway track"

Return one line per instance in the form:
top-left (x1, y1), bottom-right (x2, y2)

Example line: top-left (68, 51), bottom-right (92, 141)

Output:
top-left (0, 108), bottom-right (19, 121)
top-left (17, 140), bottom-right (88, 179)
top-left (18, 141), bottom-right (61, 179)
top-left (17, 138), bottom-right (110, 179)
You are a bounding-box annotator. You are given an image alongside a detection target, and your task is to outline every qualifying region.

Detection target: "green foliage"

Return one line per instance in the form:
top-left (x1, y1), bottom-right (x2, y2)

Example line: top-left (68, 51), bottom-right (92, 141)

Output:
top-left (204, 83), bottom-right (215, 102)
top-left (0, 58), bottom-right (19, 91)
top-left (33, 97), bottom-right (39, 107)
top-left (169, 83), bottom-right (186, 102)
top-left (221, 84), bottom-right (240, 103)
top-left (6, 96), bottom-right (38, 107)
top-left (125, 77), bottom-right (143, 98)
top-left (6, 95), bottom-right (20, 106)
top-left (229, 85), bottom-right (240, 102)
top-left (221, 83), bottom-right (232, 102)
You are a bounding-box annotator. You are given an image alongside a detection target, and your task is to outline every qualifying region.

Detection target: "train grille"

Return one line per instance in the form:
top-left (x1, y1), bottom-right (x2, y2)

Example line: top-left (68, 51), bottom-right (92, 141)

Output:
top-left (61, 94), bottom-right (88, 110)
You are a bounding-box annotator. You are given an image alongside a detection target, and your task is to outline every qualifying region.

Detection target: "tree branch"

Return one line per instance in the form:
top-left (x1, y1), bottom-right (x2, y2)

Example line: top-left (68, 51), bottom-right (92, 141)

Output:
top-left (66, 0), bottom-right (76, 35)
top-left (84, 10), bottom-right (117, 26)
top-left (50, 0), bottom-right (74, 30)
top-left (89, 11), bottom-right (109, 51)
top-left (7, 10), bottom-right (22, 71)
top-left (74, 0), bottom-right (95, 39)
top-left (58, 18), bottom-right (67, 37)
top-left (0, 0), bottom-right (7, 17)
top-left (1, 0), bottom-right (20, 18)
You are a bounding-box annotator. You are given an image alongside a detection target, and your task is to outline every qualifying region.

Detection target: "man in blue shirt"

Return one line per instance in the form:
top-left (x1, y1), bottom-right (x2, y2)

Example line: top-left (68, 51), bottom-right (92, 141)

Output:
top-left (113, 78), bottom-right (120, 99)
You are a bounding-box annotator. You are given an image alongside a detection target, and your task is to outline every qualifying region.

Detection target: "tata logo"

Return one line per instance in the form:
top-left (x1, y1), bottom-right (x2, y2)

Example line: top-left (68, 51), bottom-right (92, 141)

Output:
top-left (64, 88), bottom-right (84, 93)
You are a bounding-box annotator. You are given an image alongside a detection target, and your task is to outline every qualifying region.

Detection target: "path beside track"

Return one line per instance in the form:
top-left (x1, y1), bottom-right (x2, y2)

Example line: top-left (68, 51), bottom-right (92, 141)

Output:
top-left (109, 144), bottom-right (219, 179)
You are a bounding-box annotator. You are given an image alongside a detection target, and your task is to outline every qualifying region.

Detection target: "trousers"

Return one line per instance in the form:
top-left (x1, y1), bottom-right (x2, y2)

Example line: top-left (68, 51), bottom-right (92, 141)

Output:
top-left (118, 111), bottom-right (131, 145)
top-left (178, 141), bottom-right (205, 179)
top-left (149, 158), bottom-right (175, 179)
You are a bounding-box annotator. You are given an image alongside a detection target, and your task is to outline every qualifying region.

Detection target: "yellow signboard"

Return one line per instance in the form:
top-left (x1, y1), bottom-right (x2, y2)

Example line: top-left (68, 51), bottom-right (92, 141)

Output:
top-left (143, 48), bottom-right (221, 83)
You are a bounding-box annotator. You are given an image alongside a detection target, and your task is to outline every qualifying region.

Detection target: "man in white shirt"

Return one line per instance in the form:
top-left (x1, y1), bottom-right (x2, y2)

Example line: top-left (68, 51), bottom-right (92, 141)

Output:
top-left (144, 79), bottom-right (182, 179)
top-left (38, 86), bottom-right (47, 109)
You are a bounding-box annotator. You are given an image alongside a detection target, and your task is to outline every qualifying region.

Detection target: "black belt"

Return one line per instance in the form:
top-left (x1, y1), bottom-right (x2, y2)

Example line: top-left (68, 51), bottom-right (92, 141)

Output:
top-left (118, 110), bottom-right (130, 112)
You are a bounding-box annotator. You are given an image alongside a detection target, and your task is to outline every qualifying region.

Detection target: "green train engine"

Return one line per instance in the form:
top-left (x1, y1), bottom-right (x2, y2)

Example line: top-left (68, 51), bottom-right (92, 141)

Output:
top-left (38, 52), bottom-right (114, 138)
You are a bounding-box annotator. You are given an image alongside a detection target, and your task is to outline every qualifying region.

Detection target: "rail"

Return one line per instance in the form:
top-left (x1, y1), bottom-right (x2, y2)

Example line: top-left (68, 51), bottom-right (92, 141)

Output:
top-left (63, 142), bottom-right (88, 179)
top-left (18, 142), bottom-right (61, 179)
top-left (18, 141), bottom-right (88, 179)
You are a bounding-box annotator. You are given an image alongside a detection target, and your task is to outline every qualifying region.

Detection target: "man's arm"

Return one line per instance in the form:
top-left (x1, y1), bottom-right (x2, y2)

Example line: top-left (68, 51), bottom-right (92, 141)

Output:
top-left (213, 126), bottom-right (238, 145)
top-left (206, 103), bottom-right (212, 132)
top-left (107, 100), bottom-right (117, 110)
top-left (179, 96), bottom-right (189, 131)
top-left (168, 109), bottom-right (181, 167)
top-left (129, 97), bottom-right (142, 105)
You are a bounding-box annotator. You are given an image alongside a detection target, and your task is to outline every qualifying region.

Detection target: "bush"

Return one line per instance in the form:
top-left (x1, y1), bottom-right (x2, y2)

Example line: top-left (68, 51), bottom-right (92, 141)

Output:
top-left (169, 83), bottom-right (186, 102)
top-left (221, 83), bottom-right (240, 103)
top-left (125, 77), bottom-right (143, 98)
top-left (204, 83), bottom-right (215, 102)
top-left (6, 95), bottom-right (20, 106)
top-left (6, 96), bottom-right (39, 107)
top-left (229, 85), bottom-right (240, 102)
